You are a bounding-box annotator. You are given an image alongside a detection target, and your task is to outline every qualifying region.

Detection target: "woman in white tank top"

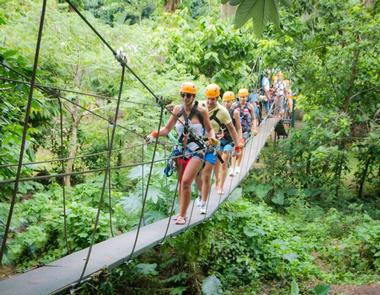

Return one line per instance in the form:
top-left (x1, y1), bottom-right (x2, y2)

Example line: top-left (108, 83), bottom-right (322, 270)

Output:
top-left (147, 82), bottom-right (216, 225)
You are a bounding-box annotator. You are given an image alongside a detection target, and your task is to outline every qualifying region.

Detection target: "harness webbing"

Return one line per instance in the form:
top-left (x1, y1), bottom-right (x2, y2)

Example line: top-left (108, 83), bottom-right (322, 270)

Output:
top-left (177, 101), bottom-right (205, 151)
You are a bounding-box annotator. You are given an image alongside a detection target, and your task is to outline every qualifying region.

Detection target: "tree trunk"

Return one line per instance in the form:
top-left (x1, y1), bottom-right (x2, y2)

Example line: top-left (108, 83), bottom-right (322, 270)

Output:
top-left (358, 155), bottom-right (372, 198)
top-left (342, 36), bottom-right (361, 113)
top-left (164, 0), bottom-right (180, 12)
top-left (221, 3), bottom-right (237, 19)
top-left (63, 100), bottom-right (81, 187)
top-left (63, 65), bottom-right (84, 187)
top-left (364, 0), bottom-right (375, 8)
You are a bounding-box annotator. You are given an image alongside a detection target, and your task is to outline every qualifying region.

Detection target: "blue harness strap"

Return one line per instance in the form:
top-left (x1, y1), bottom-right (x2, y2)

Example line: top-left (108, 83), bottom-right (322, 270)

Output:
top-left (164, 147), bottom-right (182, 177)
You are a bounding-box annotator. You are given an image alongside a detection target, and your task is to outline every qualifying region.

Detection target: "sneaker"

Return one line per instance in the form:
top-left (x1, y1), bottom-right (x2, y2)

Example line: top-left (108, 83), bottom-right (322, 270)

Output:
top-left (229, 168), bottom-right (235, 177)
top-left (200, 205), bottom-right (207, 214)
top-left (234, 166), bottom-right (240, 175)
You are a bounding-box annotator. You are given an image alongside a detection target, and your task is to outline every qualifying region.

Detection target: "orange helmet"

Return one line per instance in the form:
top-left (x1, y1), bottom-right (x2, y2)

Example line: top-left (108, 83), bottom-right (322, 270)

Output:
top-left (180, 82), bottom-right (197, 95)
top-left (222, 91), bottom-right (235, 102)
top-left (205, 83), bottom-right (220, 99)
top-left (238, 88), bottom-right (249, 97)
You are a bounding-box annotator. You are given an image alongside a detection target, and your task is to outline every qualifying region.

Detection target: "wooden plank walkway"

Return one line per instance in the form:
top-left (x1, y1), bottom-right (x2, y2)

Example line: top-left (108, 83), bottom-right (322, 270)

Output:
top-left (0, 118), bottom-right (279, 295)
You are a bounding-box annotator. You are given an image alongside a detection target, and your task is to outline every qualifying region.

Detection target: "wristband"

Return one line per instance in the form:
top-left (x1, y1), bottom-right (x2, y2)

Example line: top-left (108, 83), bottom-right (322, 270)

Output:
top-left (150, 130), bottom-right (159, 138)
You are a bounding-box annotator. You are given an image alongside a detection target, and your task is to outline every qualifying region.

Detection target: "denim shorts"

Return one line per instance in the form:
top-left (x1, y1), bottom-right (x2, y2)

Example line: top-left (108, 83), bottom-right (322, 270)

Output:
top-left (204, 150), bottom-right (218, 165)
top-left (219, 138), bottom-right (233, 153)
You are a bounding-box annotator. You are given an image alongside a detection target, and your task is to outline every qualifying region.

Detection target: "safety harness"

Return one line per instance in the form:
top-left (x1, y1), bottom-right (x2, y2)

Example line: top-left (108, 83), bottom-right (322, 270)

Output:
top-left (234, 102), bottom-right (252, 134)
top-left (177, 101), bottom-right (205, 150)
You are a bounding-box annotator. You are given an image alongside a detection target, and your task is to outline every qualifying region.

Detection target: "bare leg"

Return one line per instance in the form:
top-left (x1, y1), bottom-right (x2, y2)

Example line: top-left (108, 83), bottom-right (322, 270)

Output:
top-left (219, 152), bottom-right (230, 193)
top-left (195, 169), bottom-right (202, 193)
top-left (214, 157), bottom-right (221, 190)
top-left (179, 158), bottom-right (203, 218)
top-left (237, 147), bottom-right (244, 167)
top-left (201, 162), bottom-right (215, 203)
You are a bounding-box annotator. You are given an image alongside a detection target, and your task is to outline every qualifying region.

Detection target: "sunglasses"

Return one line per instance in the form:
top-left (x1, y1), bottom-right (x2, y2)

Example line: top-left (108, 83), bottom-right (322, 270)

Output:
top-left (181, 93), bottom-right (194, 99)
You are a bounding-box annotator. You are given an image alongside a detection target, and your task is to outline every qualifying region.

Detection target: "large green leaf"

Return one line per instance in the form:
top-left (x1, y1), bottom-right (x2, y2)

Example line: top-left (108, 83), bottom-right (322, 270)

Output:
top-left (312, 284), bottom-right (331, 295)
top-left (271, 191), bottom-right (284, 205)
top-left (234, 0), bottom-right (258, 29)
top-left (290, 279), bottom-right (300, 295)
top-left (136, 263), bottom-right (158, 276)
top-left (255, 184), bottom-right (272, 198)
top-left (234, 0), bottom-right (281, 35)
top-left (202, 275), bottom-right (223, 295)
top-left (230, 0), bottom-right (244, 5)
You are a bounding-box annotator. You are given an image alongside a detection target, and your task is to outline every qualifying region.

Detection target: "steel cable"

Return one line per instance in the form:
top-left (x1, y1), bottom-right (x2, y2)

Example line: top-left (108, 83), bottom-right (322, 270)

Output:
top-left (0, 75), bottom-right (154, 107)
top-left (129, 105), bottom-right (165, 259)
top-left (77, 65), bottom-right (126, 285)
top-left (0, 0), bottom-right (47, 264)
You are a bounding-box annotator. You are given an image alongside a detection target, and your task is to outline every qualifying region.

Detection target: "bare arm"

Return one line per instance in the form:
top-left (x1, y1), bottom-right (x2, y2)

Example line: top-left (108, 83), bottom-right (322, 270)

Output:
top-left (248, 104), bottom-right (255, 119)
top-left (226, 121), bottom-right (239, 147)
top-left (233, 109), bottom-right (242, 140)
top-left (156, 105), bottom-right (180, 137)
top-left (200, 106), bottom-right (216, 140)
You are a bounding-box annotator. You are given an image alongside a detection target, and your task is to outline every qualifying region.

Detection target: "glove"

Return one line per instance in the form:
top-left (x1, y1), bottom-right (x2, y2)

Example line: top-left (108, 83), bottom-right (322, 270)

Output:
top-left (146, 130), bottom-right (158, 144)
top-left (208, 137), bottom-right (219, 146)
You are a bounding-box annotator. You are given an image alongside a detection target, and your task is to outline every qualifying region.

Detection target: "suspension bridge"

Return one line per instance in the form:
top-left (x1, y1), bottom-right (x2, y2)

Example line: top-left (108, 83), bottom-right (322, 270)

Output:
top-left (0, 117), bottom-right (281, 295)
top-left (0, 0), bottom-right (289, 294)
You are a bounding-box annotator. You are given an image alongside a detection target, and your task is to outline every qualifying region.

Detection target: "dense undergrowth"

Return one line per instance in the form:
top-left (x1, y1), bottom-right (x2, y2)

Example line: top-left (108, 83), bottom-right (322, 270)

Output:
top-left (76, 186), bottom-right (380, 294)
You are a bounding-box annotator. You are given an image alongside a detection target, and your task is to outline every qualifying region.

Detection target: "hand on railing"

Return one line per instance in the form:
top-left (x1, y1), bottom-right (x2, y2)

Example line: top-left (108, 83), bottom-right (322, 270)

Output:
top-left (146, 130), bottom-right (158, 144)
top-left (208, 137), bottom-right (219, 147)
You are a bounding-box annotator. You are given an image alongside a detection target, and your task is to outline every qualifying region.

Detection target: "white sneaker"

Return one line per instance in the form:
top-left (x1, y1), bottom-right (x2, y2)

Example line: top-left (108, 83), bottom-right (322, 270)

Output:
top-left (234, 166), bottom-right (240, 175)
top-left (200, 205), bottom-right (207, 214)
top-left (229, 168), bottom-right (235, 177)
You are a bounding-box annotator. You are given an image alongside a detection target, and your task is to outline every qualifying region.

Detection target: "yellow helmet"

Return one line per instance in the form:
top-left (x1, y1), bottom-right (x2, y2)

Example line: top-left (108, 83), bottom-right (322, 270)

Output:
top-left (222, 91), bottom-right (235, 102)
top-left (205, 83), bottom-right (220, 99)
top-left (180, 82), bottom-right (197, 95)
top-left (238, 88), bottom-right (249, 97)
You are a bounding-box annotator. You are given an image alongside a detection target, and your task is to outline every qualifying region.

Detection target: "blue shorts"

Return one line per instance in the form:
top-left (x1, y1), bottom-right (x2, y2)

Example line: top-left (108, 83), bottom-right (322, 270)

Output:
top-left (219, 139), bottom-right (233, 153)
top-left (204, 150), bottom-right (217, 165)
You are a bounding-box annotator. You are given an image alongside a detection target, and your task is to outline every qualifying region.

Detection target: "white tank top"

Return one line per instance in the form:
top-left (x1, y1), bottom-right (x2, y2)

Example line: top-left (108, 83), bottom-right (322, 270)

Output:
top-left (175, 121), bottom-right (204, 151)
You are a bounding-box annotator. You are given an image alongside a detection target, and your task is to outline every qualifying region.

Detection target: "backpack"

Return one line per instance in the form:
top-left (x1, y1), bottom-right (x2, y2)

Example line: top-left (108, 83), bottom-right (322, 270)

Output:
top-left (234, 102), bottom-right (252, 133)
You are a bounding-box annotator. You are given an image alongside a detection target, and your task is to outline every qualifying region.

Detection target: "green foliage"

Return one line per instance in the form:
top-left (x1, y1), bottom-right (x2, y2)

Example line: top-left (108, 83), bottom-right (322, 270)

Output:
top-left (353, 124), bottom-right (380, 198)
top-left (245, 110), bottom-right (352, 207)
top-left (163, 15), bottom-right (256, 91)
top-left (0, 47), bottom-right (56, 197)
top-left (202, 275), bottom-right (222, 295)
top-left (311, 284), bottom-right (330, 295)
top-left (199, 200), bottom-right (319, 288)
top-left (234, 0), bottom-right (280, 35)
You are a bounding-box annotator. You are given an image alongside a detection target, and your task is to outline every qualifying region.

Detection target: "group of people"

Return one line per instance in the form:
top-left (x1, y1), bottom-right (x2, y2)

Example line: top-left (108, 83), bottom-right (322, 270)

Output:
top-left (259, 71), bottom-right (294, 118)
top-left (147, 82), bottom-right (259, 225)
